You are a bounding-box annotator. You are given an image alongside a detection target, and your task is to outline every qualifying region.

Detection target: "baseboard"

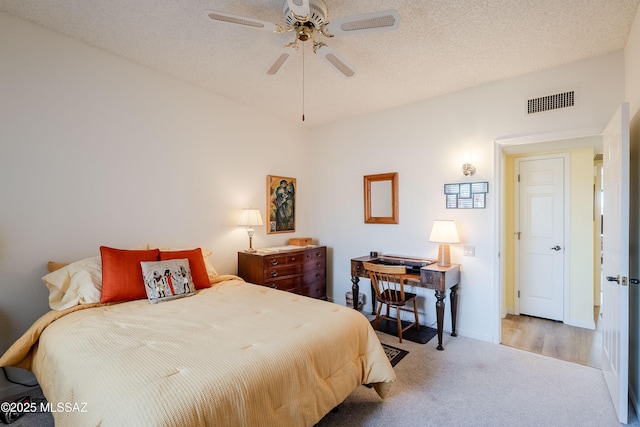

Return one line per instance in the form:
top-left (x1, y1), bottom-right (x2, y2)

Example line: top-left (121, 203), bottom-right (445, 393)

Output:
top-left (457, 328), bottom-right (492, 343)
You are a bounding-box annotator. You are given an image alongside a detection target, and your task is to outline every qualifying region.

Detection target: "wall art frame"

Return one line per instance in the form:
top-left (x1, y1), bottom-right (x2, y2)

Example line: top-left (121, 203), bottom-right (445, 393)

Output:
top-left (444, 181), bottom-right (488, 209)
top-left (266, 175), bottom-right (296, 234)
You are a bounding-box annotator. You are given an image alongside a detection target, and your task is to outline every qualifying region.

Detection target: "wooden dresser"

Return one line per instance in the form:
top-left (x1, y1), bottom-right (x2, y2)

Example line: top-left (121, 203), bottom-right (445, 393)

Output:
top-left (237, 246), bottom-right (327, 300)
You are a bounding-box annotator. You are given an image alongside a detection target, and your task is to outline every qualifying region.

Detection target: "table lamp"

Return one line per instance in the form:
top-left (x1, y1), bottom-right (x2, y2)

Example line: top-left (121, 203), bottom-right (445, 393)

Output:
top-left (239, 208), bottom-right (263, 253)
top-left (429, 220), bottom-right (460, 267)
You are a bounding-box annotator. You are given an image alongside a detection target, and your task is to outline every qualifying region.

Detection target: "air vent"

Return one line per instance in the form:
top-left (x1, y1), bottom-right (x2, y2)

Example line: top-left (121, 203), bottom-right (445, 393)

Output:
top-left (527, 91), bottom-right (575, 114)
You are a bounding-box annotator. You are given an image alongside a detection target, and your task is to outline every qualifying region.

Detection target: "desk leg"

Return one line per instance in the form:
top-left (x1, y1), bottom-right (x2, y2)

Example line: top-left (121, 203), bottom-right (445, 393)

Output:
top-left (435, 290), bottom-right (445, 351)
top-left (450, 285), bottom-right (459, 337)
top-left (350, 276), bottom-right (360, 311)
top-left (370, 283), bottom-right (376, 315)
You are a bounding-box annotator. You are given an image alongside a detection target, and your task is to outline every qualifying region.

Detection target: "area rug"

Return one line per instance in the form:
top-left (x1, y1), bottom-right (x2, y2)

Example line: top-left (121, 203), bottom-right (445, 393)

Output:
top-left (372, 318), bottom-right (437, 344)
top-left (380, 343), bottom-right (408, 367)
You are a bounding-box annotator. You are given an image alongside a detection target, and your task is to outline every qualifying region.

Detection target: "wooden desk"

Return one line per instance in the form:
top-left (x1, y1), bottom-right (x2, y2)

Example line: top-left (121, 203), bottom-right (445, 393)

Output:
top-left (351, 255), bottom-right (460, 350)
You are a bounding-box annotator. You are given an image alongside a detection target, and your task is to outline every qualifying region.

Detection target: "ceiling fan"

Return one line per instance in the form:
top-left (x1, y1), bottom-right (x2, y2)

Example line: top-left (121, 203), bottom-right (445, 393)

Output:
top-left (204, 0), bottom-right (401, 78)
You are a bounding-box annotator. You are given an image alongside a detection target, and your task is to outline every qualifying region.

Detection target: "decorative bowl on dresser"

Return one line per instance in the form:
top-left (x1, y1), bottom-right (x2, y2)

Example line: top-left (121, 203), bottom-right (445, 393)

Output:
top-left (237, 245), bottom-right (327, 300)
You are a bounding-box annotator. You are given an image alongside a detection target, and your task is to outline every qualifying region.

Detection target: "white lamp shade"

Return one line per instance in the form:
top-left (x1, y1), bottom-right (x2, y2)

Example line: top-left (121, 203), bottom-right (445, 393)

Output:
top-left (429, 220), bottom-right (460, 243)
top-left (239, 209), bottom-right (263, 227)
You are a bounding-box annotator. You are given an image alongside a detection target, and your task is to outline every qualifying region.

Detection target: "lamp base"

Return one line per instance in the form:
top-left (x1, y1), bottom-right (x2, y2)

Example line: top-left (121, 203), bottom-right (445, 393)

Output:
top-left (436, 244), bottom-right (451, 267)
top-left (245, 235), bottom-right (256, 253)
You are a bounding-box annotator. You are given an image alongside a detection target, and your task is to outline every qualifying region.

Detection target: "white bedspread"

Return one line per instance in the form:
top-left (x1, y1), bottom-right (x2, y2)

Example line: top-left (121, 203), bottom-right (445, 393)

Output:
top-left (3, 278), bottom-right (395, 426)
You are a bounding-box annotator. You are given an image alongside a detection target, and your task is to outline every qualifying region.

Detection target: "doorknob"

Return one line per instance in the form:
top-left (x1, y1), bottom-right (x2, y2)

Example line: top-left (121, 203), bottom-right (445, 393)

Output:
top-left (551, 245), bottom-right (562, 251)
top-left (606, 275), bottom-right (620, 283)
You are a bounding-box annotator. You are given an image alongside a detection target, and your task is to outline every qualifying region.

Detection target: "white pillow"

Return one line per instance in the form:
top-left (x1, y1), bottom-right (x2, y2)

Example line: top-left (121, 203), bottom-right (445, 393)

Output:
top-left (42, 256), bottom-right (102, 310)
top-left (140, 259), bottom-right (195, 304)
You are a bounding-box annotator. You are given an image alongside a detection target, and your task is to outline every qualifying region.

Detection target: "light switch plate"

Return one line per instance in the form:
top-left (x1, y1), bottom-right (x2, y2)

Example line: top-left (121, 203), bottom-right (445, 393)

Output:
top-left (463, 246), bottom-right (475, 257)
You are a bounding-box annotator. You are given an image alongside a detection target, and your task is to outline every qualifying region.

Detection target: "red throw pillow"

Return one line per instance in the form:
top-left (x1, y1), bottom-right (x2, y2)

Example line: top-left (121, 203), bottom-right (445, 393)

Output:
top-left (100, 246), bottom-right (160, 303)
top-left (159, 248), bottom-right (210, 289)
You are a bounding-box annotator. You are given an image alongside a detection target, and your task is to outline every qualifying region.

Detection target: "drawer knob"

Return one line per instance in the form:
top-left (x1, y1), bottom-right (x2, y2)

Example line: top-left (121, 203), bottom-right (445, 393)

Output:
top-left (270, 259), bottom-right (278, 266)
top-left (316, 262), bottom-right (321, 267)
top-left (270, 271), bottom-right (279, 277)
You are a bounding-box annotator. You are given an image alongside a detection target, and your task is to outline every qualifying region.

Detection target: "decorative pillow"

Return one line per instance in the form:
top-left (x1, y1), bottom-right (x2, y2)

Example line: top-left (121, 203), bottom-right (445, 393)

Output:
top-left (150, 246), bottom-right (218, 283)
top-left (42, 256), bottom-right (102, 310)
top-left (140, 259), bottom-right (195, 304)
top-left (159, 248), bottom-right (210, 289)
top-left (100, 246), bottom-right (160, 304)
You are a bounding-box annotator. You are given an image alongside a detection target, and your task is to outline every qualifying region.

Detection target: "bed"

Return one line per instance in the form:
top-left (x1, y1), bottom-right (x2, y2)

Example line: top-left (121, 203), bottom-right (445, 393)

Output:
top-left (0, 247), bottom-right (396, 426)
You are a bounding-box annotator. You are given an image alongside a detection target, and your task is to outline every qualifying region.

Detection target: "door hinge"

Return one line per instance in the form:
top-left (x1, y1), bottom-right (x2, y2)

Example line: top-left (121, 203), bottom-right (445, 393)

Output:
top-left (518, 290), bottom-right (520, 298)
top-left (518, 174), bottom-right (520, 182)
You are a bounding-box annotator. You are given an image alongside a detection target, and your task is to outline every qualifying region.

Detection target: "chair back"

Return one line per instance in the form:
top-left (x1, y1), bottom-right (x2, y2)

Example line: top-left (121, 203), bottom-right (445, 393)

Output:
top-left (363, 262), bottom-right (408, 303)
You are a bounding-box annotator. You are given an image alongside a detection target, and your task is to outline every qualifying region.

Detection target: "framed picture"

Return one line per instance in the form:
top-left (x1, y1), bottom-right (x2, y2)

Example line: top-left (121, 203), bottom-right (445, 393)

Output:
top-left (266, 175), bottom-right (296, 234)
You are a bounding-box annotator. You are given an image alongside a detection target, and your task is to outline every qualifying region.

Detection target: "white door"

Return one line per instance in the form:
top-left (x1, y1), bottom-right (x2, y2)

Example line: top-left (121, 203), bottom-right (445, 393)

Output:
top-left (516, 155), bottom-right (566, 321)
top-left (601, 103), bottom-right (630, 424)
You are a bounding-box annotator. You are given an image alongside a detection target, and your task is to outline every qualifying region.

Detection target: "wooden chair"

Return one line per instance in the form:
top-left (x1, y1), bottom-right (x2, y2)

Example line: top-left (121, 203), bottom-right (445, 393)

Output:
top-left (363, 262), bottom-right (420, 343)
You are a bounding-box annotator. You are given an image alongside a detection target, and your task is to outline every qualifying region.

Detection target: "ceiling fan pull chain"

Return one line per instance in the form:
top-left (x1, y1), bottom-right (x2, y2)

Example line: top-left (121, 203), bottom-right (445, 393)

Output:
top-left (302, 41), bottom-right (305, 122)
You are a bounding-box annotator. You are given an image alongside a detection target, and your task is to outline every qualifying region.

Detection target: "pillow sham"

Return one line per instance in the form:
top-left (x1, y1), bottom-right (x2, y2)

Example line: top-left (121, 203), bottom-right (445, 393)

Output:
top-left (150, 246), bottom-right (218, 283)
top-left (42, 256), bottom-right (102, 310)
top-left (159, 248), bottom-right (210, 289)
top-left (100, 246), bottom-right (160, 304)
top-left (140, 259), bottom-right (195, 304)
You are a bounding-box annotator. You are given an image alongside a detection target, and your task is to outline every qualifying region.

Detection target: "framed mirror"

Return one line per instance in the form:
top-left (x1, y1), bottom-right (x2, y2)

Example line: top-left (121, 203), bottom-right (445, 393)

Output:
top-left (364, 172), bottom-right (399, 224)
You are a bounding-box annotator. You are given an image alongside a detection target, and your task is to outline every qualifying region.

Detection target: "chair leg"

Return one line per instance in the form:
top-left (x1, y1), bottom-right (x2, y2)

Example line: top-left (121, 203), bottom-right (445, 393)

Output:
top-left (396, 307), bottom-right (403, 343)
top-left (414, 300), bottom-right (420, 331)
top-left (373, 303), bottom-right (383, 330)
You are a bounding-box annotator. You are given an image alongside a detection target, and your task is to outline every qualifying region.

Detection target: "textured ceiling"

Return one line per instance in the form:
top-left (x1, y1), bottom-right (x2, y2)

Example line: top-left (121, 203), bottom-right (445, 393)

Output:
top-left (1, 0), bottom-right (639, 127)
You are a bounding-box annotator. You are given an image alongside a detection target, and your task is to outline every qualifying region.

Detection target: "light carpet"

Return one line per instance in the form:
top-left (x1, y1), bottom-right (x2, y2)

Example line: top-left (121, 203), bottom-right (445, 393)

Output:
top-left (316, 332), bottom-right (637, 426)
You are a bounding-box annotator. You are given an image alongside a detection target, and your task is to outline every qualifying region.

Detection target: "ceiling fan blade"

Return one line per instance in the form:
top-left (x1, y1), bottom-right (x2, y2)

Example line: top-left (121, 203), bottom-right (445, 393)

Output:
top-left (286, 0), bottom-right (311, 22)
top-left (204, 9), bottom-right (284, 33)
top-left (323, 9), bottom-right (400, 37)
top-left (266, 49), bottom-right (292, 76)
top-left (316, 44), bottom-right (356, 78)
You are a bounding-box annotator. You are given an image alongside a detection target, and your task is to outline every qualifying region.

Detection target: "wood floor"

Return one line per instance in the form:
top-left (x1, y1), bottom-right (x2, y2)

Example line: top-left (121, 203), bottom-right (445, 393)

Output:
top-left (501, 307), bottom-right (601, 369)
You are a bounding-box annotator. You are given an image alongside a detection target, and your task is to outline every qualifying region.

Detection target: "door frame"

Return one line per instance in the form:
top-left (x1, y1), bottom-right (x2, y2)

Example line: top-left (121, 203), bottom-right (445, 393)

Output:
top-left (493, 127), bottom-right (602, 343)
top-left (513, 153), bottom-right (570, 321)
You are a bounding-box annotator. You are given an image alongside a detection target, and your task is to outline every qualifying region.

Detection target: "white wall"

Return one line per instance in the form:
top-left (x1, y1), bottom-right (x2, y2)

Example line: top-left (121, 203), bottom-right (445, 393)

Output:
top-left (0, 13), bottom-right (311, 397)
top-left (308, 52), bottom-right (624, 343)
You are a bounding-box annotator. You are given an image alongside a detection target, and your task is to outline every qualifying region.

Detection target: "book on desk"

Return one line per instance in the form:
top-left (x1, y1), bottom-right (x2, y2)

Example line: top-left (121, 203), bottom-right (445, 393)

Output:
top-left (371, 254), bottom-right (436, 275)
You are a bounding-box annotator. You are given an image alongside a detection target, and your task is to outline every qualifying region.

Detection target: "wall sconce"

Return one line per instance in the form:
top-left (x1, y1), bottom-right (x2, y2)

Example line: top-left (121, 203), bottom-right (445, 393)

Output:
top-left (429, 220), bottom-right (460, 267)
top-left (461, 151), bottom-right (476, 176)
top-left (462, 162), bottom-right (476, 176)
top-left (239, 208), bottom-right (263, 253)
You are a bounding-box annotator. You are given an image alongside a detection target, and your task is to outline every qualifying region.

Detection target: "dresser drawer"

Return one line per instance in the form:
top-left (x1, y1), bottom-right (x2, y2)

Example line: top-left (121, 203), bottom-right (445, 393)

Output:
top-left (266, 276), bottom-right (299, 292)
top-left (262, 254), bottom-right (301, 268)
top-left (302, 267), bottom-right (324, 284)
top-left (299, 279), bottom-right (326, 299)
top-left (303, 256), bottom-right (325, 272)
top-left (264, 263), bottom-right (303, 280)
top-left (303, 248), bottom-right (325, 262)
